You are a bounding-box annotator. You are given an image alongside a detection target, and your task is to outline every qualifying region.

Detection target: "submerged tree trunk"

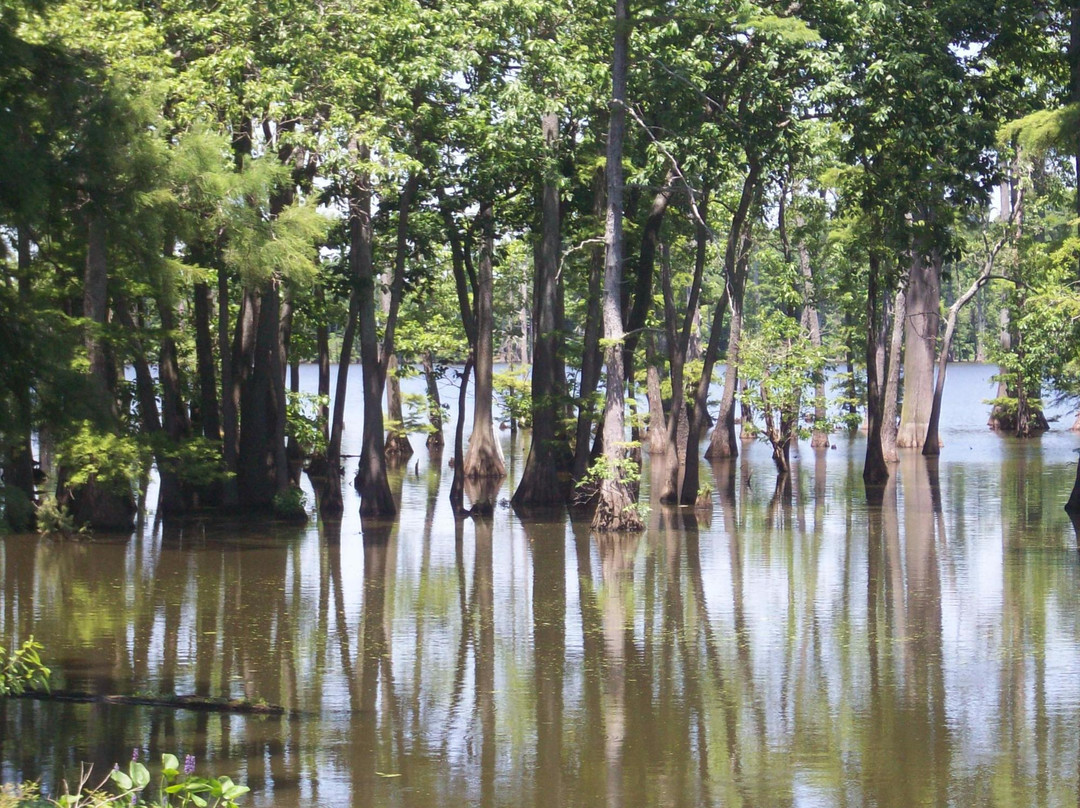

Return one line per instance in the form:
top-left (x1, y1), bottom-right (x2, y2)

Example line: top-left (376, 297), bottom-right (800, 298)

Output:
top-left (706, 181), bottom-right (759, 462)
top-left (450, 356), bottom-right (475, 517)
top-left (322, 287), bottom-right (358, 515)
top-left (514, 110), bottom-right (567, 508)
top-left (657, 195), bottom-right (707, 503)
top-left (422, 352), bottom-right (445, 450)
top-left (350, 164), bottom-right (396, 516)
top-left (863, 253), bottom-right (889, 488)
top-left (896, 247), bottom-right (941, 448)
top-left (384, 355), bottom-right (413, 459)
top-left (592, 0), bottom-right (642, 532)
top-left (463, 202), bottom-right (506, 484)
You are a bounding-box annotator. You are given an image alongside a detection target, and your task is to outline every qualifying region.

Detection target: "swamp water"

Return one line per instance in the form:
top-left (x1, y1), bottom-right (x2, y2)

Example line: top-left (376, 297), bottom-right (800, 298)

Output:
top-left (2, 364), bottom-right (1080, 807)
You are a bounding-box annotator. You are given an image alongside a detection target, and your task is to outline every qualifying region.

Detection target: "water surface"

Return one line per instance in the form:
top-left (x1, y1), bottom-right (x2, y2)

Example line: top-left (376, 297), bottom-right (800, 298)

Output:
top-left (2, 363), bottom-right (1080, 807)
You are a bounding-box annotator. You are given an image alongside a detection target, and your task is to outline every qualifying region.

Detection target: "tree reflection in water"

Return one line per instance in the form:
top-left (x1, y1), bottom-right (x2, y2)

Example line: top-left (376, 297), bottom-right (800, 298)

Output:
top-left (2, 430), bottom-right (1080, 807)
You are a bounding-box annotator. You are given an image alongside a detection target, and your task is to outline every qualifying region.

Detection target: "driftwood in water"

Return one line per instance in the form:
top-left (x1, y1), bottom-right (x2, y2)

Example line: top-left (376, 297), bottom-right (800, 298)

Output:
top-left (15, 689), bottom-right (288, 716)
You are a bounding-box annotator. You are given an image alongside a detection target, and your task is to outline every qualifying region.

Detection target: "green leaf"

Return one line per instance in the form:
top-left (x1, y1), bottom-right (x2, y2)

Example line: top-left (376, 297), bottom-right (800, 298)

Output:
top-left (130, 761), bottom-right (151, 789)
top-left (111, 769), bottom-right (133, 791)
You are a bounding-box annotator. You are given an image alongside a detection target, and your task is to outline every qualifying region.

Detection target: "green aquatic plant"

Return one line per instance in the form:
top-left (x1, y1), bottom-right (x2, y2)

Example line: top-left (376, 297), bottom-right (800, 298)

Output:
top-left (52, 753), bottom-right (249, 808)
top-left (0, 637), bottom-right (50, 697)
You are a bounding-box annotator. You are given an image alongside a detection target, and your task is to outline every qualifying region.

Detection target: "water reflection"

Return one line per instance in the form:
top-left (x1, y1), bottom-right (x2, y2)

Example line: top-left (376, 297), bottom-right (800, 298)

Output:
top-left (4, 372), bottom-right (1080, 806)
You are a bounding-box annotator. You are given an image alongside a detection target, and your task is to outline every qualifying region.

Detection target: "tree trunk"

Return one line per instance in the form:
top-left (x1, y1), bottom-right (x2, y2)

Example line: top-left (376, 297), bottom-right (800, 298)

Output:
top-left (572, 169), bottom-right (606, 481)
top-left (193, 282), bottom-right (220, 442)
top-left (384, 355), bottom-right (414, 459)
top-left (645, 342), bottom-right (668, 457)
top-left (66, 212), bottom-right (135, 530)
top-left (350, 162), bottom-right (396, 516)
top-left (514, 110), bottom-right (567, 508)
top-left (316, 286), bottom-right (331, 452)
top-left (988, 304), bottom-right (1012, 430)
top-left (5, 228), bottom-right (37, 528)
top-left (114, 299), bottom-right (183, 515)
top-left (463, 202), bottom-right (506, 484)
top-left (926, 195), bottom-right (1020, 454)
top-left (896, 247), bottom-right (941, 448)
top-left (422, 352), bottom-right (444, 450)
top-left (796, 232), bottom-right (828, 448)
top-left (881, 289), bottom-right (905, 463)
top-left (863, 253), bottom-right (889, 487)
top-left (621, 170), bottom-right (675, 389)
top-left (658, 196), bottom-right (707, 503)
top-left (450, 356), bottom-right (475, 517)
top-left (682, 164), bottom-right (758, 504)
top-left (237, 285), bottom-right (287, 507)
top-left (218, 269), bottom-right (240, 506)
top-left (592, 0), bottom-right (642, 532)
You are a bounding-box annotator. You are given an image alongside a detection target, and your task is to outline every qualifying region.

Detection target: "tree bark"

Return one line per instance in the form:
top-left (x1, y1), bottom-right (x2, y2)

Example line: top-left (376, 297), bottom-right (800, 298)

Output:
top-left (926, 194), bottom-right (1021, 454)
top-left (863, 252), bottom-right (889, 487)
top-left (514, 110), bottom-right (567, 508)
top-left (572, 169), bottom-right (606, 481)
top-left (384, 356), bottom-right (413, 459)
top-left (450, 355), bottom-right (474, 517)
top-left (621, 170), bottom-right (675, 390)
top-left (881, 289), bottom-right (905, 463)
top-left (237, 284), bottom-right (286, 507)
top-left (896, 246), bottom-right (941, 448)
top-left (682, 164), bottom-right (758, 504)
top-left (66, 211), bottom-right (135, 530)
top-left (350, 161), bottom-right (396, 516)
top-left (795, 230), bottom-right (828, 448)
top-left (193, 282), bottom-right (220, 443)
top-left (592, 0), bottom-right (642, 532)
top-left (422, 351), bottom-right (444, 450)
top-left (321, 286), bottom-right (358, 515)
top-left (315, 286), bottom-right (331, 452)
top-left (658, 195), bottom-right (708, 503)
top-left (705, 181), bottom-right (760, 461)
top-left (463, 202), bottom-right (506, 484)
top-left (218, 269), bottom-right (239, 506)
top-left (5, 228), bottom-right (37, 526)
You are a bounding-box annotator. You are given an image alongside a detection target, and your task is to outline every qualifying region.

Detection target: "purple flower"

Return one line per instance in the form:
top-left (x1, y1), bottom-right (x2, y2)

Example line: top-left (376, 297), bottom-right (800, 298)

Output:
top-left (184, 755), bottom-right (196, 776)
top-left (132, 748), bottom-right (140, 762)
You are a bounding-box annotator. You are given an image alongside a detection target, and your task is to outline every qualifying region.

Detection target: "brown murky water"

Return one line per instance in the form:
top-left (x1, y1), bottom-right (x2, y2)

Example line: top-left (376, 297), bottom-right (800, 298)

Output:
top-left (3, 364), bottom-right (1080, 807)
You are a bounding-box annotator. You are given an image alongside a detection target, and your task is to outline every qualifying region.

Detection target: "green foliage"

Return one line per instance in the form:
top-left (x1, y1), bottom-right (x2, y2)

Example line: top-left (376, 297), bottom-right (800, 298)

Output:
top-left (577, 445), bottom-right (642, 490)
top-left (741, 312), bottom-right (829, 465)
top-left (1, 486), bottom-right (35, 533)
top-left (402, 392), bottom-right (441, 435)
top-left (34, 496), bottom-right (88, 538)
top-left (47, 752), bottom-right (248, 808)
top-left (156, 437), bottom-right (229, 489)
top-left (285, 393), bottom-right (328, 458)
top-left (271, 487), bottom-right (308, 522)
top-left (998, 104), bottom-right (1080, 157)
top-left (0, 637), bottom-right (50, 697)
top-left (493, 368), bottom-right (532, 428)
top-left (57, 422), bottom-right (149, 496)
